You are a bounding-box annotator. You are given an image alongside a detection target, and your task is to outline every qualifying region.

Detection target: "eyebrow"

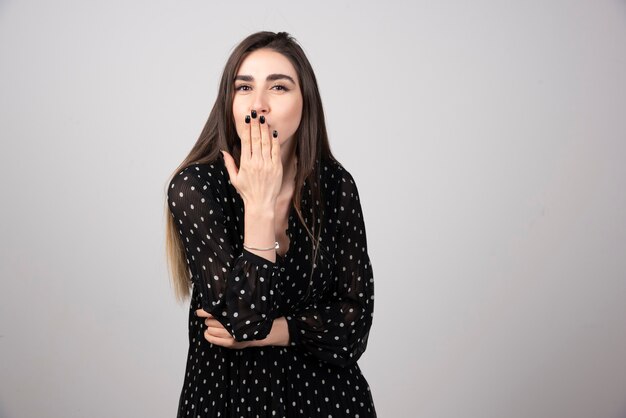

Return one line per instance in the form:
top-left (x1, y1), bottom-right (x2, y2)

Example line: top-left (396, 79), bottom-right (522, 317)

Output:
top-left (234, 74), bottom-right (296, 84)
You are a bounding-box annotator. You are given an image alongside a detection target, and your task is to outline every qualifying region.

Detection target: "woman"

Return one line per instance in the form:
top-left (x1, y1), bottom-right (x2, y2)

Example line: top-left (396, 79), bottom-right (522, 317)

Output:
top-left (165, 31), bottom-right (376, 417)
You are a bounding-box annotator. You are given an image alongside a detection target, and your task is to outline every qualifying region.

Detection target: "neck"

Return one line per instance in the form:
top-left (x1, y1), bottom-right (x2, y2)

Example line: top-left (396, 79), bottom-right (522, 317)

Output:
top-left (279, 136), bottom-right (298, 195)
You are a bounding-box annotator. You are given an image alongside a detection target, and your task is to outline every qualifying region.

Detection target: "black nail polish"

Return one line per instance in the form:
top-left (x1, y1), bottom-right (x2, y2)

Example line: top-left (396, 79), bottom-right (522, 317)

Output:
top-left (259, 115), bottom-right (265, 124)
top-left (251, 110), bottom-right (257, 118)
top-left (245, 115), bottom-right (250, 124)
top-left (272, 130), bottom-right (278, 138)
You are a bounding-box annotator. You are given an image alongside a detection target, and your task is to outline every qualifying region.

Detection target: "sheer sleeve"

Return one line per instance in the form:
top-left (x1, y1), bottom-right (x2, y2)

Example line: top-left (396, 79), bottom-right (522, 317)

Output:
top-left (167, 166), bottom-right (283, 342)
top-left (285, 170), bottom-right (375, 367)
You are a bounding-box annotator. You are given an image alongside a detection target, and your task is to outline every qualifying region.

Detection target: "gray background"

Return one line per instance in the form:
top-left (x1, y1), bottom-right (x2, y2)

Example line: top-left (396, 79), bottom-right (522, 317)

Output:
top-left (1, 1), bottom-right (625, 417)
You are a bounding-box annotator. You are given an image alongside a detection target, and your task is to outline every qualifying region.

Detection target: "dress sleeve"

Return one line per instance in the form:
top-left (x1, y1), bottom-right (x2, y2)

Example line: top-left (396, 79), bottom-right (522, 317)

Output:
top-left (167, 167), bottom-right (283, 342)
top-left (285, 171), bottom-right (375, 368)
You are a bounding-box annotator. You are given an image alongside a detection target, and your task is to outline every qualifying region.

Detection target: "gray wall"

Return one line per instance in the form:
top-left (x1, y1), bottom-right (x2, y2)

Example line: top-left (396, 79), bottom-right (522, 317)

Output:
top-left (1, 1), bottom-right (625, 417)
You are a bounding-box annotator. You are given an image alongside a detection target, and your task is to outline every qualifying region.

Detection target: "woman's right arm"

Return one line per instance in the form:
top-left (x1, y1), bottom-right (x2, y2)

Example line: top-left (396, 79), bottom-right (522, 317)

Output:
top-left (167, 168), bottom-right (283, 342)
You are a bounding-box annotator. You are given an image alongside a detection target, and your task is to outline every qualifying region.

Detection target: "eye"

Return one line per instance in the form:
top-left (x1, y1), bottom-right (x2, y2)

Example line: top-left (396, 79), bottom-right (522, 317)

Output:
top-left (272, 84), bottom-right (290, 92)
top-left (235, 84), bottom-right (251, 91)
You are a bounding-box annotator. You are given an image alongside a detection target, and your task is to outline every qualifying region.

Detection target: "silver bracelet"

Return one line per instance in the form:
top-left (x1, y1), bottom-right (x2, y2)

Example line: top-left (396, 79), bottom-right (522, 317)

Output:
top-left (243, 241), bottom-right (279, 251)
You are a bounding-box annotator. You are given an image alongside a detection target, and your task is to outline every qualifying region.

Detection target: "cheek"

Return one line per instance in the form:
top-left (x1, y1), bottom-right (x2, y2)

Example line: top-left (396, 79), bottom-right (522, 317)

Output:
top-left (283, 101), bottom-right (303, 131)
top-left (232, 99), bottom-right (247, 135)
top-left (232, 98), bottom-right (245, 121)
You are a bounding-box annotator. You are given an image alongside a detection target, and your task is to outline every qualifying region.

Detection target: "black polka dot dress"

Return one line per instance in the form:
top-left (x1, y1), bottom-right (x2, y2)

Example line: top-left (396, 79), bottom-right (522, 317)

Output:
top-left (167, 153), bottom-right (376, 417)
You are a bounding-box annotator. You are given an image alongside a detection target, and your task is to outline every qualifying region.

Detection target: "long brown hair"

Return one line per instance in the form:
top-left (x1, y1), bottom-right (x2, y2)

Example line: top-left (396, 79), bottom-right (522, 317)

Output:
top-left (164, 31), bottom-right (337, 303)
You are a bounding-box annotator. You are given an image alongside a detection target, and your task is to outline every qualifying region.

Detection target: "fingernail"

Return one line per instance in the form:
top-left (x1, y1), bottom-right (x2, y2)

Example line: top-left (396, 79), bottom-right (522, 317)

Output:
top-left (272, 130), bottom-right (278, 138)
top-left (245, 115), bottom-right (250, 124)
top-left (259, 115), bottom-right (265, 124)
top-left (251, 110), bottom-right (257, 118)
top-left (193, 310), bottom-right (197, 317)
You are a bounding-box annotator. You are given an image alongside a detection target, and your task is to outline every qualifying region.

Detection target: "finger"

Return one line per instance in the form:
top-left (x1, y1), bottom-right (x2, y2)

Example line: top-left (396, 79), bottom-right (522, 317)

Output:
top-left (240, 114), bottom-right (251, 161)
top-left (271, 129), bottom-right (280, 163)
top-left (204, 329), bottom-right (228, 345)
top-left (206, 326), bottom-right (233, 338)
top-left (205, 318), bottom-right (222, 327)
top-left (249, 109), bottom-right (261, 161)
top-left (221, 150), bottom-right (238, 184)
top-left (204, 329), bottom-right (238, 348)
top-left (195, 308), bottom-right (211, 318)
top-left (259, 114), bottom-right (271, 162)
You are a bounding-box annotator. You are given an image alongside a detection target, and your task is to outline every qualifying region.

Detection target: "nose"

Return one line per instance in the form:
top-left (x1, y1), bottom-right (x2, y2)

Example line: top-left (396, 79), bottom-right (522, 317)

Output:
top-left (251, 91), bottom-right (270, 115)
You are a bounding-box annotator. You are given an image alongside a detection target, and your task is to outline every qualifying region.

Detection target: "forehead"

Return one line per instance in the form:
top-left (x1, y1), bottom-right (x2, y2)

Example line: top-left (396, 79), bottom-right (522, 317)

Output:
top-left (236, 49), bottom-right (298, 80)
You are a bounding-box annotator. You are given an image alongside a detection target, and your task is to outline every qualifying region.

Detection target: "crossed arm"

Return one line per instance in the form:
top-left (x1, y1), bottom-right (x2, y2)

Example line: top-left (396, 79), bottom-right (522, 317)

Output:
top-left (196, 309), bottom-right (289, 349)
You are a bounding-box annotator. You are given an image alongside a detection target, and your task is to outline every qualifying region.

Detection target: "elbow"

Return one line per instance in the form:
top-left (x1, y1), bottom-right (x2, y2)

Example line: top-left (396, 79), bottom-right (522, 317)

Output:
top-left (326, 343), bottom-right (366, 368)
top-left (338, 326), bottom-right (371, 367)
top-left (331, 319), bottom-right (372, 366)
top-left (314, 332), bottom-right (370, 368)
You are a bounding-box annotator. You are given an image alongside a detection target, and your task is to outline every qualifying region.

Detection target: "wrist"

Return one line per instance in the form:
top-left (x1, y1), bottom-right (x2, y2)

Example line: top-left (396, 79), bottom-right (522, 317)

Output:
top-left (244, 203), bottom-right (276, 218)
top-left (243, 204), bottom-right (277, 262)
top-left (254, 317), bottom-right (289, 347)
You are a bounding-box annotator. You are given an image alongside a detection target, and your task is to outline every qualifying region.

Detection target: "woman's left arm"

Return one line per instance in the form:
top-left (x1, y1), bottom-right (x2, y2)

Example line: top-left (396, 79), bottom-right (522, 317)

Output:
top-left (284, 171), bottom-right (375, 367)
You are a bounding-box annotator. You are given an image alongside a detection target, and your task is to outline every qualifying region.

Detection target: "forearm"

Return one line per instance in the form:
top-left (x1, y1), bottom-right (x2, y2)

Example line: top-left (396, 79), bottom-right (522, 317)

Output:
top-left (244, 205), bottom-right (276, 263)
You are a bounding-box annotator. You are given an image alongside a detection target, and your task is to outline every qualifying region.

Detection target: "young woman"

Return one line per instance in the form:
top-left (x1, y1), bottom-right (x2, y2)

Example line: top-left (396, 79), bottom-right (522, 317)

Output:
top-left (165, 31), bottom-right (376, 417)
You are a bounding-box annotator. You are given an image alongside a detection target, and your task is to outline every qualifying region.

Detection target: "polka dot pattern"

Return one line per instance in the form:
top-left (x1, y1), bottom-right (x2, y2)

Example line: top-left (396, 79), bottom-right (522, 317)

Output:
top-left (167, 153), bottom-right (376, 417)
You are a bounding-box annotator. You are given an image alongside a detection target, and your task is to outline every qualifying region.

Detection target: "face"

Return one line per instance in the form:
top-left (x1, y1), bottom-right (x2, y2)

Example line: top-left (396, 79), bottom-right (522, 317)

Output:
top-left (232, 48), bottom-right (303, 147)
